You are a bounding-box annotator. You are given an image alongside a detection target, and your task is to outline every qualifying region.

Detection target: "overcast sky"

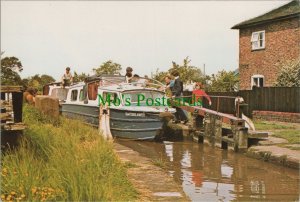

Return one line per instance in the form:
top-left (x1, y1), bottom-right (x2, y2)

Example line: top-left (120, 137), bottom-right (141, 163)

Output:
top-left (1, 1), bottom-right (289, 81)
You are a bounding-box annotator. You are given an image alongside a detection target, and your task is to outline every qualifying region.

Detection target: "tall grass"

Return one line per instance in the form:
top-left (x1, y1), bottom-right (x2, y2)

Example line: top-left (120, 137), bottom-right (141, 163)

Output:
top-left (1, 105), bottom-right (137, 201)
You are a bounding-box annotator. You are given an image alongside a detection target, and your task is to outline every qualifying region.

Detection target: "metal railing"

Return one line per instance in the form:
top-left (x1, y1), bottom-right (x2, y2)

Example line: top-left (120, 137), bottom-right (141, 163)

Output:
top-left (171, 94), bottom-right (242, 117)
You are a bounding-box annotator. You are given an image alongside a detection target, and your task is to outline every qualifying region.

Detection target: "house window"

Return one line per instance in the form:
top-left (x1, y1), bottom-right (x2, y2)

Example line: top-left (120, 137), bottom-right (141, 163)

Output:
top-left (71, 90), bottom-right (78, 101)
top-left (251, 31), bottom-right (265, 50)
top-left (251, 75), bottom-right (264, 89)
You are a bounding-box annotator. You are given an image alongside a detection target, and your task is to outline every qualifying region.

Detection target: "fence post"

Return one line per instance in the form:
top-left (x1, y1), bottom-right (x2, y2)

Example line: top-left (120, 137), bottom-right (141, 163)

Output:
top-left (191, 109), bottom-right (205, 143)
top-left (217, 97), bottom-right (220, 112)
top-left (214, 116), bottom-right (222, 149)
top-left (230, 120), bottom-right (247, 152)
top-left (204, 113), bottom-right (216, 146)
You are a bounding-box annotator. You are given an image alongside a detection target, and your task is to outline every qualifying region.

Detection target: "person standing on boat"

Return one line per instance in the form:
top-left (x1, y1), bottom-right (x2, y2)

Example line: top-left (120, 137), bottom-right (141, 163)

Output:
top-left (192, 82), bottom-right (212, 106)
top-left (61, 67), bottom-right (73, 87)
top-left (171, 70), bottom-right (188, 124)
top-left (125, 67), bottom-right (133, 83)
top-left (162, 75), bottom-right (174, 97)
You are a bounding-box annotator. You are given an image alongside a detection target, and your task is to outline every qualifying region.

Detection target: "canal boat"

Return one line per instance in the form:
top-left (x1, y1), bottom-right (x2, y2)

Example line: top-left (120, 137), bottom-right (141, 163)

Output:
top-left (61, 75), bottom-right (175, 140)
top-left (43, 82), bottom-right (69, 104)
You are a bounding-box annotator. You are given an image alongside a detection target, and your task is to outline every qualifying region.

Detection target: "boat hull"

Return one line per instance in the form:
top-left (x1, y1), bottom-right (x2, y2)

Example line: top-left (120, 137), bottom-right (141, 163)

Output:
top-left (61, 104), bottom-right (162, 140)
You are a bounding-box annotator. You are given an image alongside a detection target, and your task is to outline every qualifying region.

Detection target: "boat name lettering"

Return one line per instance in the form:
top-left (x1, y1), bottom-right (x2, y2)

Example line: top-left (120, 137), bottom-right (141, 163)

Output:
top-left (125, 112), bottom-right (145, 117)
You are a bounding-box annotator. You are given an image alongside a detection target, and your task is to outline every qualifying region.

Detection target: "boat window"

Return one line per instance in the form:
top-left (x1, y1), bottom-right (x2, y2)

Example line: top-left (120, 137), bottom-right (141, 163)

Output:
top-left (88, 82), bottom-right (98, 100)
top-left (79, 90), bottom-right (84, 101)
top-left (50, 88), bottom-right (69, 101)
top-left (103, 92), bottom-right (119, 103)
top-left (77, 85), bottom-right (88, 102)
top-left (71, 90), bottom-right (78, 101)
top-left (122, 91), bottom-right (164, 103)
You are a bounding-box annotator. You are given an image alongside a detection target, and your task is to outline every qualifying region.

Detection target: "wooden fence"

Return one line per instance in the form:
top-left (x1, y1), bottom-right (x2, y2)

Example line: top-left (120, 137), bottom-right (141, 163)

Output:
top-left (184, 87), bottom-right (300, 117)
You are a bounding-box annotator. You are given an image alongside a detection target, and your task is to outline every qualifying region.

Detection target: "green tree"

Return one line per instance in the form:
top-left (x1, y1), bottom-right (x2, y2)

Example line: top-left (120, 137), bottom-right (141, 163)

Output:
top-left (93, 60), bottom-right (122, 75)
top-left (40, 74), bottom-right (56, 86)
top-left (24, 74), bottom-right (55, 92)
top-left (168, 57), bottom-right (203, 84)
top-left (152, 68), bottom-right (169, 83)
top-left (1, 57), bottom-right (23, 85)
top-left (28, 79), bottom-right (40, 90)
top-left (73, 71), bottom-right (89, 82)
top-left (274, 59), bottom-right (300, 87)
top-left (21, 78), bottom-right (30, 89)
top-left (208, 70), bottom-right (239, 92)
top-left (152, 56), bottom-right (204, 84)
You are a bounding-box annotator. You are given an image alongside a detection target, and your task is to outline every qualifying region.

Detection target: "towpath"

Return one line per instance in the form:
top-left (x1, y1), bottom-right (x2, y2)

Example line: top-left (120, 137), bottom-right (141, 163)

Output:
top-left (114, 143), bottom-right (190, 201)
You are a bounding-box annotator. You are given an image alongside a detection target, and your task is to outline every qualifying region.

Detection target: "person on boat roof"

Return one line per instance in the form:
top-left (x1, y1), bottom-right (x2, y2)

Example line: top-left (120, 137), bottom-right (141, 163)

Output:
top-left (61, 67), bottom-right (73, 87)
top-left (125, 67), bottom-right (133, 83)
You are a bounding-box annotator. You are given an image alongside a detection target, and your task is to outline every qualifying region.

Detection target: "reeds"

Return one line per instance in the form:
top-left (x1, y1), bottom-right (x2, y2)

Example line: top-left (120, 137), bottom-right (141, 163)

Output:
top-left (1, 105), bottom-right (137, 201)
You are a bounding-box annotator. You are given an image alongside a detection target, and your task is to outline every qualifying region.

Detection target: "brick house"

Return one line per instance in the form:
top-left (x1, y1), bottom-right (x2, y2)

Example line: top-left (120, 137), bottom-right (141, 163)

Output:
top-left (232, 0), bottom-right (300, 90)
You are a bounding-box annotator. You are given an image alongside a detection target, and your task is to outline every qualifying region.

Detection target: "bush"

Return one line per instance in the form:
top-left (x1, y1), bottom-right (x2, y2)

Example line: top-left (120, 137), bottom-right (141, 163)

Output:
top-left (275, 59), bottom-right (300, 87)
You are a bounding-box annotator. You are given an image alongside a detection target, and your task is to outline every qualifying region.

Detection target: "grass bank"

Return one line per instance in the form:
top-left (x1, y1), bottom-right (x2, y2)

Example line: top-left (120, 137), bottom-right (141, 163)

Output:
top-left (1, 105), bottom-right (137, 201)
top-left (254, 120), bottom-right (300, 148)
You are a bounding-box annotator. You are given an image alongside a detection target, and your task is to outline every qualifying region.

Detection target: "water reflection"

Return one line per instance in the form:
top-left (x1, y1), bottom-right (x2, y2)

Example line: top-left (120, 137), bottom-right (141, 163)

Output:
top-left (117, 140), bottom-right (299, 201)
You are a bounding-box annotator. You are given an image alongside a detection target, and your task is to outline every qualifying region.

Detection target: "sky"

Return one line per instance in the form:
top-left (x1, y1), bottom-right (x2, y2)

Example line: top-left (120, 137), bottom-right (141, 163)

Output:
top-left (1, 1), bottom-right (289, 81)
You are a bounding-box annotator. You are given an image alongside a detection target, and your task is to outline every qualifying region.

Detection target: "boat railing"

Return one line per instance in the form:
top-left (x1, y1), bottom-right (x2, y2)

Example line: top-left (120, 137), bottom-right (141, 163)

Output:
top-left (99, 77), bottom-right (165, 90)
top-left (173, 95), bottom-right (244, 117)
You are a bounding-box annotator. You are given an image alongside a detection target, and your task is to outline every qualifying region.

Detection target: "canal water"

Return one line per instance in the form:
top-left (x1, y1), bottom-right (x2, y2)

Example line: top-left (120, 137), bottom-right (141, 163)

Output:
top-left (117, 140), bottom-right (299, 201)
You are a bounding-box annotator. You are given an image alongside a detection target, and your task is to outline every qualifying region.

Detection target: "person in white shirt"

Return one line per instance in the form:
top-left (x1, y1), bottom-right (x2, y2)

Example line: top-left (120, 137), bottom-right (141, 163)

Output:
top-left (61, 67), bottom-right (73, 87)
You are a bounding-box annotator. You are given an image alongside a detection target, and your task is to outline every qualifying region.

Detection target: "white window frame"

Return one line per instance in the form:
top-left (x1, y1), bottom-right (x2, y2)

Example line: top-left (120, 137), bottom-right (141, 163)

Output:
top-left (70, 89), bottom-right (78, 101)
top-left (251, 74), bottom-right (264, 89)
top-left (251, 30), bottom-right (265, 50)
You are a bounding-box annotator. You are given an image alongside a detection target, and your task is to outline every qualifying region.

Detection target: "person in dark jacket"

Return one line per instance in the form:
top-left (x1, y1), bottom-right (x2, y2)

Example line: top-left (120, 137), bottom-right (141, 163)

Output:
top-left (171, 70), bottom-right (188, 124)
top-left (171, 71), bottom-right (183, 97)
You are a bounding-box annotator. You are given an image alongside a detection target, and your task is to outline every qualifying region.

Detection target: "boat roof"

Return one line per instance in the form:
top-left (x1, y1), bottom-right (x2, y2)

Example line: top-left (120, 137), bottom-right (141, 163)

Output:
top-left (69, 82), bottom-right (85, 88)
top-left (67, 82), bottom-right (163, 93)
top-left (86, 74), bottom-right (126, 83)
top-left (100, 83), bottom-right (164, 93)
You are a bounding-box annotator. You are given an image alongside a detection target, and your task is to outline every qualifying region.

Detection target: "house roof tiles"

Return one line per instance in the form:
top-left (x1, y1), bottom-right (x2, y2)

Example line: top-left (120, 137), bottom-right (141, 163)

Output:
top-left (232, 0), bottom-right (300, 29)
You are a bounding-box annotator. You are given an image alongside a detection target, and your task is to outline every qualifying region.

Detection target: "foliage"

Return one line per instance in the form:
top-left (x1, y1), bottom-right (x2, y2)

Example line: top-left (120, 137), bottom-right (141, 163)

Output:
top-left (274, 59), bottom-right (300, 87)
top-left (93, 60), bottom-right (122, 75)
top-left (73, 71), bottom-right (89, 83)
top-left (22, 74), bottom-right (55, 93)
top-left (208, 70), bottom-right (239, 92)
top-left (169, 57), bottom-right (203, 83)
top-left (1, 57), bottom-right (23, 85)
top-left (152, 69), bottom-right (169, 83)
top-left (1, 105), bottom-right (137, 201)
top-left (152, 56), bottom-right (204, 84)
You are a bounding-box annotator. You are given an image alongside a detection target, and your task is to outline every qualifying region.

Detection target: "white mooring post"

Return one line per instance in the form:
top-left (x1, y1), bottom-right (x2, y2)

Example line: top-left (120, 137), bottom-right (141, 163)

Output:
top-left (98, 103), bottom-right (113, 140)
